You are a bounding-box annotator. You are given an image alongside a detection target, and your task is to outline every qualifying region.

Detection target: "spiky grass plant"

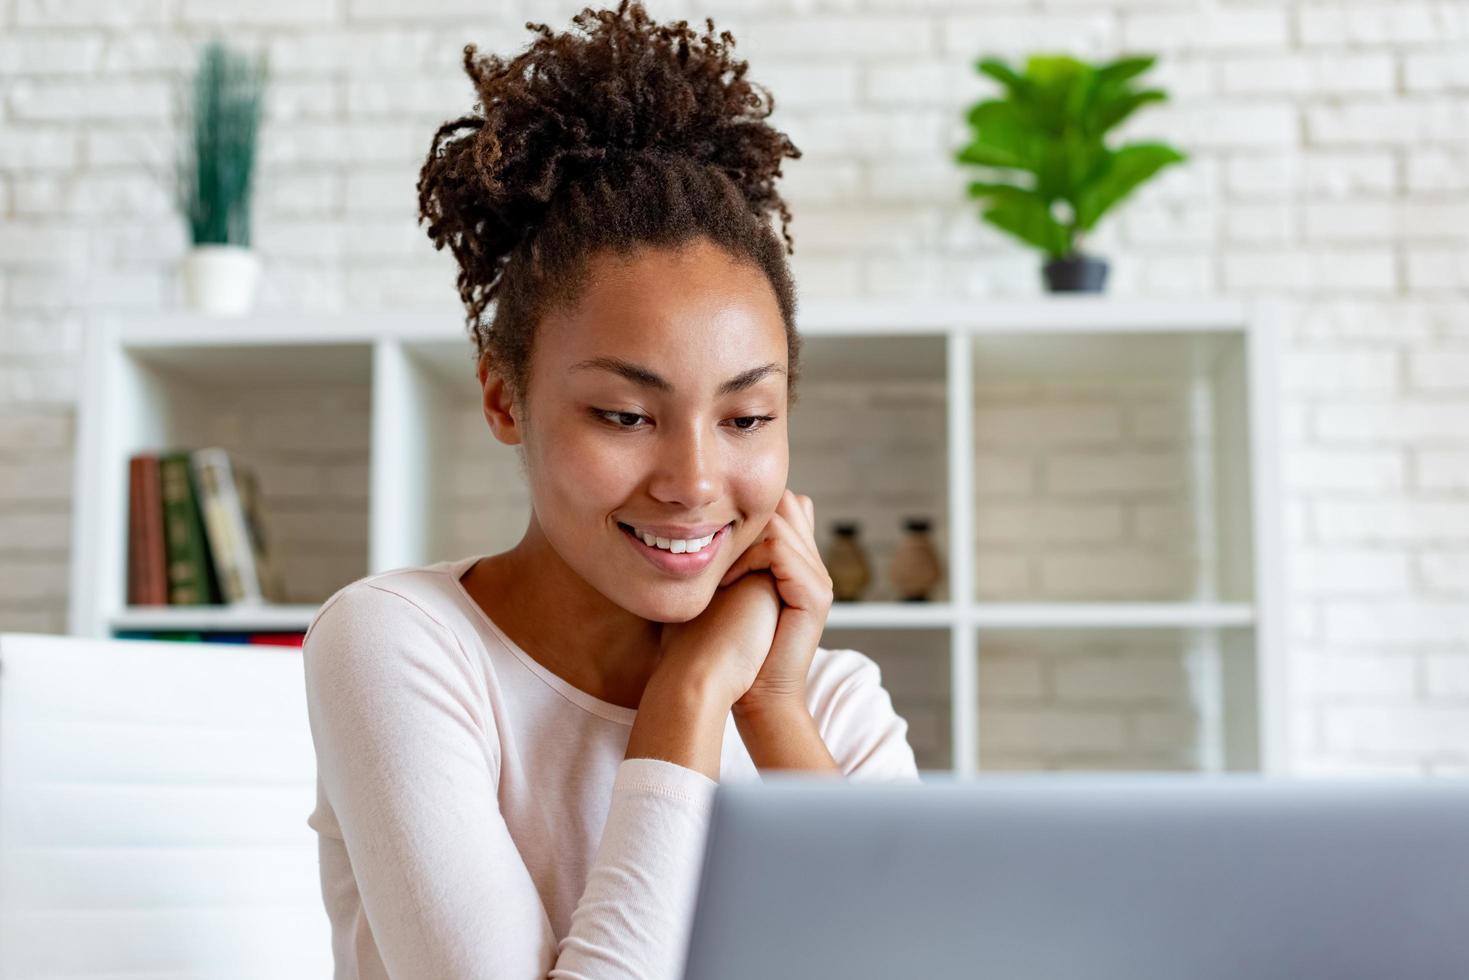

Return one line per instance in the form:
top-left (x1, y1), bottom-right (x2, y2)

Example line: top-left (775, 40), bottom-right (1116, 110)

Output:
top-left (174, 39), bottom-right (268, 247)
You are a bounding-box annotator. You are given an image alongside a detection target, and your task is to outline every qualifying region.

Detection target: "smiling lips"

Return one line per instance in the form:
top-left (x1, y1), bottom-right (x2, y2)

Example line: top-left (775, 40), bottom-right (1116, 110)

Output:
top-left (618, 520), bottom-right (733, 576)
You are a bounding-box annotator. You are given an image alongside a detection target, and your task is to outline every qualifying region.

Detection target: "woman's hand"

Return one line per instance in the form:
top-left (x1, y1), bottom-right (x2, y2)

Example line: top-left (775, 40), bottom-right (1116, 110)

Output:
top-left (719, 489), bottom-right (834, 716)
top-left (655, 571), bottom-right (781, 709)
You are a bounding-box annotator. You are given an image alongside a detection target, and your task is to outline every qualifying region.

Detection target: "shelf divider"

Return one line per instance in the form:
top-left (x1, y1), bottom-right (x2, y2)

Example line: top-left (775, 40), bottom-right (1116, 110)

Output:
top-left (1249, 302), bottom-right (1289, 774)
top-left (370, 339), bottom-right (430, 573)
top-left (947, 327), bottom-right (977, 777)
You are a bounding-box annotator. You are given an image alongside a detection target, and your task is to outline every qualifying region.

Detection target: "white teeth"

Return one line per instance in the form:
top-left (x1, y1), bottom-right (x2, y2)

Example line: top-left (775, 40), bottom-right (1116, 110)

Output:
top-left (632, 525), bottom-right (721, 554)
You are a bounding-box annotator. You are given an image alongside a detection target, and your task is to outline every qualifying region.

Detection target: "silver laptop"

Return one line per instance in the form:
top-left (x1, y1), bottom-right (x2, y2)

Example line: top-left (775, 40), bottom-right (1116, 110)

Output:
top-left (681, 773), bottom-right (1469, 980)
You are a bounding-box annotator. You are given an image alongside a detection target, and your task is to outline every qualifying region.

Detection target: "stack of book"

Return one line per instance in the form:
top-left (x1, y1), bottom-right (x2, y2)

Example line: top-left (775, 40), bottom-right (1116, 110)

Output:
top-left (126, 447), bottom-right (303, 646)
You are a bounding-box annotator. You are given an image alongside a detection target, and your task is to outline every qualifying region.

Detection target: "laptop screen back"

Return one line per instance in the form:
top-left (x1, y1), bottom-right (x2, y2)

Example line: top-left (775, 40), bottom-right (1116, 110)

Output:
top-left (682, 774), bottom-right (1469, 980)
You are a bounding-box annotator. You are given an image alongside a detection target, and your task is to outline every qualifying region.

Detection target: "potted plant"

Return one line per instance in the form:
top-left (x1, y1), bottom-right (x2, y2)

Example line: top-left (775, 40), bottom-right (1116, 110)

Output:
top-left (173, 38), bottom-right (268, 315)
top-left (955, 53), bottom-right (1186, 293)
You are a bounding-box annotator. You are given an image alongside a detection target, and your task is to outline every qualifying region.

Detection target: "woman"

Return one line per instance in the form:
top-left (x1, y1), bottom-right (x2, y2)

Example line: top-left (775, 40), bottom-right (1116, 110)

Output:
top-left (302, 4), bottom-right (919, 978)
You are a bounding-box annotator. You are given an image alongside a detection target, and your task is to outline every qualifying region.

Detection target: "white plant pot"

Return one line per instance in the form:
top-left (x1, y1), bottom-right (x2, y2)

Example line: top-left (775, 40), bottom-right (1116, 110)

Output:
top-left (181, 244), bottom-right (262, 316)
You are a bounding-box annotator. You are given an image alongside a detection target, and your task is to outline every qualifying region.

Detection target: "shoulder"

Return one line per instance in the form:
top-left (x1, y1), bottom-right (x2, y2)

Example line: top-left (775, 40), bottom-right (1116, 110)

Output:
top-left (300, 567), bottom-right (505, 794)
top-left (305, 563), bottom-right (466, 646)
top-left (302, 564), bottom-right (485, 702)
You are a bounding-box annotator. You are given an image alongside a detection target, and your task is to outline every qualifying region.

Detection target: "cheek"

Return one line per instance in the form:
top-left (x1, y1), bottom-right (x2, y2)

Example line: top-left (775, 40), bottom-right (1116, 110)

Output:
top-left (529, 424), bottom-right (638, 520)
top-left (732, 439), bottom-right (789, 514)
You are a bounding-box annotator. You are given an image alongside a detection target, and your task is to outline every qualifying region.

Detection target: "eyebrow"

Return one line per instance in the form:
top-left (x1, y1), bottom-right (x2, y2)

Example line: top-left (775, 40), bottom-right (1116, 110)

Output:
top-left (569, 356), bottom-right (786, 396)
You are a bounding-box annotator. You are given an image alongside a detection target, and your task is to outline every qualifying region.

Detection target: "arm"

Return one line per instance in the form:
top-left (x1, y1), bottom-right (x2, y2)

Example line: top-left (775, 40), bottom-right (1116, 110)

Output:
top-left (554, 669), bottom-right (729, 978)
top-left (304, 585), bottom-right (722, 980)
top-left (731, 697), bottom-right (840, 773)
top-left (304, 585), bottom-right (553, 978)
top-left (624, 666), bottom-right (731, 779)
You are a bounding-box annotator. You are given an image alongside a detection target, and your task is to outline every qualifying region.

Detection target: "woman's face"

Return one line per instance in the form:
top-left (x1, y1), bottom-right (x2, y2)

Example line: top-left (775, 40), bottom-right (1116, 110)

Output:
top-left (505, 237), bottom-right (790, 623)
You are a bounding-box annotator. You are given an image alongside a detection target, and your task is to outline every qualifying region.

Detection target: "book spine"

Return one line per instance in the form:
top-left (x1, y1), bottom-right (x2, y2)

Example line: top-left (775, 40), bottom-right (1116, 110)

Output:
top-left (140, 455), bottom-right (168, 604)
top-left (236, 463), bottom-right (287, 602)
top-left (192, 449), bottom-right (246, 603)
top-left (159, 452), bottom-right (219, 605)
top-left (193, 448), bottom-right (263, 604)
top-left (248, 633), bottom-right (306, 647)
top-left (127, 455), bottom-right (144, 605)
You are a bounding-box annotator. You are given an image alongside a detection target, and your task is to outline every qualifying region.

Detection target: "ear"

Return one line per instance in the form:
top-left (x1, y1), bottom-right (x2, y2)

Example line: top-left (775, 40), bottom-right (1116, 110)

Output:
top-left (478, 353), bottom-right (523, 447)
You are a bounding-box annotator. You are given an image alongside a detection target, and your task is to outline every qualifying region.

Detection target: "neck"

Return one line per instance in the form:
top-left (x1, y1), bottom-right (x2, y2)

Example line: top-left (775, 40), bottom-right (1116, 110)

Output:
top-left (461, 516), bottom-right (663, 710)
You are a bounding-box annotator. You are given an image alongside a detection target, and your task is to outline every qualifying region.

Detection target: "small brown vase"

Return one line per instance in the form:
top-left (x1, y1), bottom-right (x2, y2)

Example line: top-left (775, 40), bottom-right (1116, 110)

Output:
top-left (826, 521), bottom-right (871, 602)
top-left (888, 517), bottom-right (941, 602)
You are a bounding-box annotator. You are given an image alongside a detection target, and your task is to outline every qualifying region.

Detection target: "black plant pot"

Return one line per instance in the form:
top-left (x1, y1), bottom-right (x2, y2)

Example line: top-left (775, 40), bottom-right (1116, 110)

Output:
top-left (1042, 253), bottom-right (1109, 293)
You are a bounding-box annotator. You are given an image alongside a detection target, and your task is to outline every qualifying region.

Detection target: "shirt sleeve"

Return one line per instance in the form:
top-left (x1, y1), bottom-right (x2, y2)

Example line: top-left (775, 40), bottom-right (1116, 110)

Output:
top-left (303, 583), bottom-right (717, 980)
top-left (553, 757), bottom-right (716, 980)
top-left (808, 648), bottom-right (923, 783)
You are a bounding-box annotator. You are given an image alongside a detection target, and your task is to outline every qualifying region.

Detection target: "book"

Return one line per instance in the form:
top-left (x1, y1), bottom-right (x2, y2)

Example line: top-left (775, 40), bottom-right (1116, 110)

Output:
top-left (192, 448), bottom-right (252, 603)
top-left (126, 453), bottom-right (168, 606)
top-left (192, 448), bottom-right (288, 604)
top-left (247, 633), bottom-right (305, 647)
top-left (127, 456), bottom-right (141, 603)
top-left (235, 460), bottom-right (288, 603)
top-left (159, 451), bottom-right (221, 605)
top-left (128, 455), bottom-right (143, 604)
top-left (114, 631), bottom-right (206, 643)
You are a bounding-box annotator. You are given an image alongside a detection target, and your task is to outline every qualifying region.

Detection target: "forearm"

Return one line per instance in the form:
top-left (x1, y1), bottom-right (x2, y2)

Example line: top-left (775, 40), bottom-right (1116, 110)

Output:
top-left (732, 700), bottom-right (841, 774)
top-left (626, 669), bottom-right (732, 781)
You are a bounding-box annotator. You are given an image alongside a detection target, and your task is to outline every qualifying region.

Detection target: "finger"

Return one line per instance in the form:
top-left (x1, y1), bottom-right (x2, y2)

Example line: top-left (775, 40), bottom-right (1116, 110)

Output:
top-left (724, 512), bottom-right (810, 583)
top-left (737, 543), bottom-right (828, 613)
top-left (721, 516), bottom-right (832, 611)
top-left (775, 490), bottom-right (822, 566)
top-left (798, 494), bottom-right (823, 566)
top-left (782, 489), bottom-right (815, 543)
top-left (720, 526), bottom-right (777, 587)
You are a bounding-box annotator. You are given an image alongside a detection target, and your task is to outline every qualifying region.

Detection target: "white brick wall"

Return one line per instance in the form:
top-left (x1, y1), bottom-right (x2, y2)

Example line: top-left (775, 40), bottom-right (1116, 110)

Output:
top-left (2, 0), bottom-right (1467, 775)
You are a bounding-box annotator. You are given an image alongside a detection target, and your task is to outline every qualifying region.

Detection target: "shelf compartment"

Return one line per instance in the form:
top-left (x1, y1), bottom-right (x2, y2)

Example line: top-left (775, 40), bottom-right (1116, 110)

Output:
top-left (391, 331), bottom-right (955, 595)
top-left (975, 625), bottom-right (1259, 774)
top-left (970, 327), bottom-right (1256, 606)
top-left (796, 332), bottom-right (951, 604)
top-left (84, 339), bottom-right (375, 637)
top-left (380, 338), bottom-right (536, 568)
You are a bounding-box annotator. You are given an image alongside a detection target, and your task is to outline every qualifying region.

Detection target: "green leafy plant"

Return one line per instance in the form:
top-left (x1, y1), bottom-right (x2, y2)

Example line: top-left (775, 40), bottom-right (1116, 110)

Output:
top-left (173, 39), bottom-right (268, 247)
top-left (955, 53), bottom-right (1185, 261)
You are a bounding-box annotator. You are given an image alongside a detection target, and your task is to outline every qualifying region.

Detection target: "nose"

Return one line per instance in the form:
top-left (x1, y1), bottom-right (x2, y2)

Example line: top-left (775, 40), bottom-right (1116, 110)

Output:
top-left (646, 416), bottom-right (719, 511)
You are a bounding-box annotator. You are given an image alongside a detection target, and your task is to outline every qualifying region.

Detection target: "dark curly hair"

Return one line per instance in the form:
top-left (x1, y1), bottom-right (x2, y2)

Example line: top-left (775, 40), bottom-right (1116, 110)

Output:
top-left (416, 0), bottom-right (803, 411)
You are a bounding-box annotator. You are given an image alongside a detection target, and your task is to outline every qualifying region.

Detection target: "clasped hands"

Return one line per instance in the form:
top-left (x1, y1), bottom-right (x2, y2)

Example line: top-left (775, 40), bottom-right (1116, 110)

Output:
top-left (657, 489), bottom-right (834, 717)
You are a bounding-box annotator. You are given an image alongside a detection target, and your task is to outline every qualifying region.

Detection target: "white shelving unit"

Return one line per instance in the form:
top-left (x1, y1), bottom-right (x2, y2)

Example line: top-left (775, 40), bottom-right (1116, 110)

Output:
top-left (70, 298), bottom-right (1287, 777)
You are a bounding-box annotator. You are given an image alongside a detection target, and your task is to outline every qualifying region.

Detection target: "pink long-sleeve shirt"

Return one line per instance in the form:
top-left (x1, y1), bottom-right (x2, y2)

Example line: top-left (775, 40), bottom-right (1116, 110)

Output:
top-left (302, 554), bottom-right (921, 979)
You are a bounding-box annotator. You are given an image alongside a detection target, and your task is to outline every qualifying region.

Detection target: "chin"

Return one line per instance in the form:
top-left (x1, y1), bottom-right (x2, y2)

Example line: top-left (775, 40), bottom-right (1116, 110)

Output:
top-left (619, 581), bottom-right (718, 624)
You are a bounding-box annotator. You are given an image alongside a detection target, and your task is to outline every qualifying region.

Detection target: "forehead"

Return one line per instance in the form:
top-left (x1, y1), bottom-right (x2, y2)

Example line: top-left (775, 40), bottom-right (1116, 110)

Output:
top-left (539, 240), bottom-right (787, 371)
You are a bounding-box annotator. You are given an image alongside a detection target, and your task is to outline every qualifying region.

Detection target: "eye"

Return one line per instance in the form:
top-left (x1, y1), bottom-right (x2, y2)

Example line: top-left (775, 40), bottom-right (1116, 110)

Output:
top-left (590, 408), bottom-right (649, 430)
top-left (727, 415), bottom-right (776, 433)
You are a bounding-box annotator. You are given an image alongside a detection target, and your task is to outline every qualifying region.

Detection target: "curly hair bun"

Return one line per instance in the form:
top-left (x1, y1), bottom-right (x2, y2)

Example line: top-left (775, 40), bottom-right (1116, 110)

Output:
top-left (418, 0), bottom-right (800, 288)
